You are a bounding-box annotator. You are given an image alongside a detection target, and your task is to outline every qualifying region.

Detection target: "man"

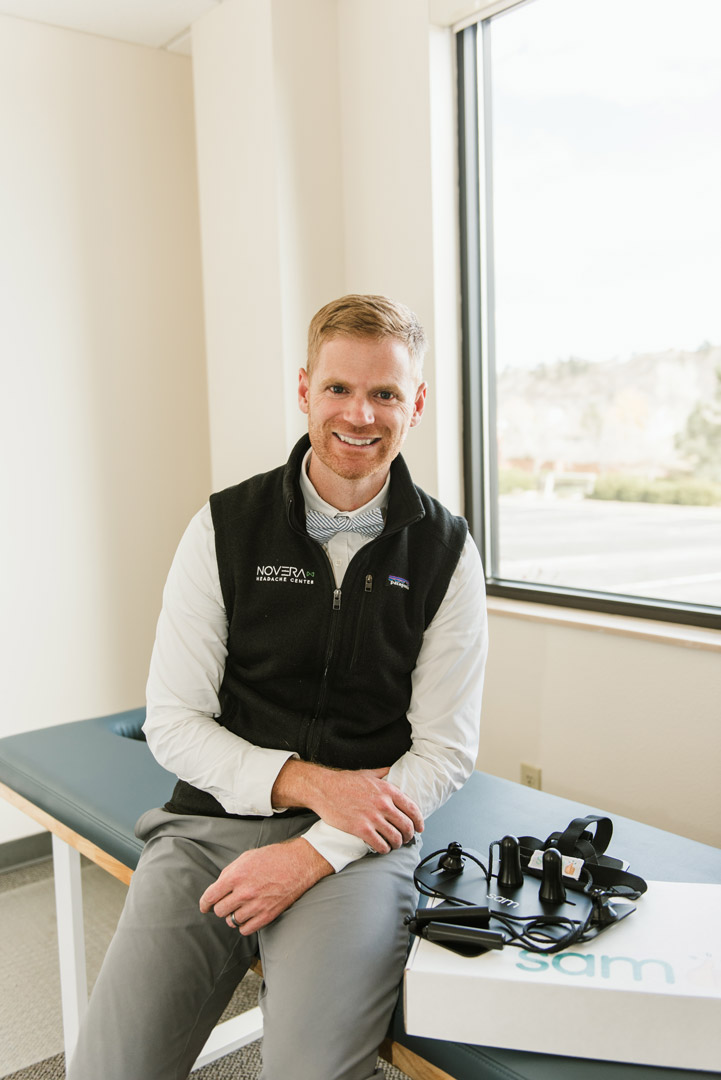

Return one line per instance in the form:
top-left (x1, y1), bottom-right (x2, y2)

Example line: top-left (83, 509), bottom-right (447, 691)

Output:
top-left (69, 294), bottom-right (487, 1080)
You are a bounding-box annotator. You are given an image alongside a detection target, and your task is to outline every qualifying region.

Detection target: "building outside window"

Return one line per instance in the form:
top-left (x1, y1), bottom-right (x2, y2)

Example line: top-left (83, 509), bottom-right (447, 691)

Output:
top-left (459, 0), bottom-right (721, 628)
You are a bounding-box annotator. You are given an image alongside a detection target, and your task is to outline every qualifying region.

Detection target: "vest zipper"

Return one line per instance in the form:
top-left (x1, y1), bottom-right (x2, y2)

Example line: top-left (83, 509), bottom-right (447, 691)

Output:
top-left (350, 574), bottom-right (373, 668)
top-left (306, 584), bottom-right (342, 759)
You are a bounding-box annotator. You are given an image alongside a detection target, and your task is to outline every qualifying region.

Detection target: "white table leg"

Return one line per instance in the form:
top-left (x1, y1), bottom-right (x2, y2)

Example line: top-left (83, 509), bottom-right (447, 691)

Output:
top-left (192, 1009), bottom-right (264, 1070)
top-left (52, 835), bottom-right (88, 1073)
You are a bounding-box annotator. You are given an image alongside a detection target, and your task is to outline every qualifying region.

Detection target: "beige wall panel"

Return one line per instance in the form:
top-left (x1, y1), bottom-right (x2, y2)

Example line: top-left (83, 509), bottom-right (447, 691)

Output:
top-left (0, 15), bottom-right (208, 842)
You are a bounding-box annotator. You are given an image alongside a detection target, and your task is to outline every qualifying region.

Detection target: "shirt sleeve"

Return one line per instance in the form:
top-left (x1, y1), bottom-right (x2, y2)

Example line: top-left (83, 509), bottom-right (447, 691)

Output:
top-left (301, 532), bottom-right (488, 872)
top-left (143, 504), bottom-right (298, 817)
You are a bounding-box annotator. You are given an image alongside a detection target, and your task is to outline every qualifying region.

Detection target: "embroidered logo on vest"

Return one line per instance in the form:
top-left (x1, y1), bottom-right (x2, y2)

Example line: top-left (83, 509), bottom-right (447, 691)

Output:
top-left (387, 574), bottom-right (410, 590)
top-left (256, 565), bottom-right (316, 584)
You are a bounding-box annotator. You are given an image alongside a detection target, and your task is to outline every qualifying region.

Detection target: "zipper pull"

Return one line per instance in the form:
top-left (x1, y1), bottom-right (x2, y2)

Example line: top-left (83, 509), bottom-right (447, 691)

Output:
top-left (333, 589), bottom-right (342, 611)
top-left (364, 574), bottom-right (373, 593)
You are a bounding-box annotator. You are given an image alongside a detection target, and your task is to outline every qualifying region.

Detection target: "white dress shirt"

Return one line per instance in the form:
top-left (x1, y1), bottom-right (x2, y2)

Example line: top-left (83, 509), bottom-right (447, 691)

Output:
top-left (144, 451), bottom-right (488, 872)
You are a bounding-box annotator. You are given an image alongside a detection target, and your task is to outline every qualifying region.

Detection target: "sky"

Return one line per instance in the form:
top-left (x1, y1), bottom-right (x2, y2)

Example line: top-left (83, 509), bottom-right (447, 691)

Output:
top-left (486, 0), bottom-right (721, 370)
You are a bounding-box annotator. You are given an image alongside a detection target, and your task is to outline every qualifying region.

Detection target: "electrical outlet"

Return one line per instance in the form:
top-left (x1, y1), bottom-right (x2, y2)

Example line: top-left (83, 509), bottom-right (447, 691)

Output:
top-left (520, 763), bottom-right (542, 790)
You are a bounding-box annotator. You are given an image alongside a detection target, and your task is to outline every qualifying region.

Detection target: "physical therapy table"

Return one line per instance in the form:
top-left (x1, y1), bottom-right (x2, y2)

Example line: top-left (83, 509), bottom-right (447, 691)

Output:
top-left (0, 708), bottom-right (719, 1080)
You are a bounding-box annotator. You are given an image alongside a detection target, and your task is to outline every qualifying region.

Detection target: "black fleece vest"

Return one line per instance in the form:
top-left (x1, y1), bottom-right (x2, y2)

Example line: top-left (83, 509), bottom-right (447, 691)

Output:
top-left (165, 435), bottom-right (468, 818)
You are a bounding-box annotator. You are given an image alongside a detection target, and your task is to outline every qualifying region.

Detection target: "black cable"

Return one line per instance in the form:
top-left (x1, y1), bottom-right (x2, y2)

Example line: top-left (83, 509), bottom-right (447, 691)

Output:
top-left (413, 846), bottom-right (490, 905)
top-left (489, 910), bottom-right (594, 954)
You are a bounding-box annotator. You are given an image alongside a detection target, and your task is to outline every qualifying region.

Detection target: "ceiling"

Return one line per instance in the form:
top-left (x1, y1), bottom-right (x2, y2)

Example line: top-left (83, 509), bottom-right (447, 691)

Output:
top-left (0, 1), bottom-right (497, 55)
top-left (0, 0), bottom-right (223, 54)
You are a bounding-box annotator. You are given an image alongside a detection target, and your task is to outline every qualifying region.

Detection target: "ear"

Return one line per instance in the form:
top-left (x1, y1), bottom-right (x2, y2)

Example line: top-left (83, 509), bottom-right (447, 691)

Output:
top-left (298, 368), bottom-right (310, 415)
top-left (409, 381), bottom-right (427, 428)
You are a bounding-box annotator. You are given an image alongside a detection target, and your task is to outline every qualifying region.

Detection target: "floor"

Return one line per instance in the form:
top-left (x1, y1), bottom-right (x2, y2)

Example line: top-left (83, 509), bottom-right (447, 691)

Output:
top-left (0, 857), bottom-right (128, 1076)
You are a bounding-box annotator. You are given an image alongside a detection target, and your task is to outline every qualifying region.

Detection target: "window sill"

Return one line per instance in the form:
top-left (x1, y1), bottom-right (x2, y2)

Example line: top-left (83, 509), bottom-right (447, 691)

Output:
top-left (486, 596), bottom-right (721, 653)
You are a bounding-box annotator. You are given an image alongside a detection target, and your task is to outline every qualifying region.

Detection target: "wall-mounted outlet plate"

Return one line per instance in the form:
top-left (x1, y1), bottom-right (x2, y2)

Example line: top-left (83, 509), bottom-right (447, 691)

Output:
top-left (520, 763), bottom-right (542, 790)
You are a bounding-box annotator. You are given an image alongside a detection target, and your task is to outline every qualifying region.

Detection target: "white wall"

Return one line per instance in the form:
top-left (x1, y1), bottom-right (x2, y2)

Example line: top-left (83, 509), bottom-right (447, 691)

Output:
top-left (192, 0), bottom-right (346, 492)
top-left (335, 0), bottom-right (462, 507)
top-left (192, 0), bottom-right (463, 508)
top-left (482, 611), bottom-right (721, 848)
top-left (0, 15), bottom-right (210, 843)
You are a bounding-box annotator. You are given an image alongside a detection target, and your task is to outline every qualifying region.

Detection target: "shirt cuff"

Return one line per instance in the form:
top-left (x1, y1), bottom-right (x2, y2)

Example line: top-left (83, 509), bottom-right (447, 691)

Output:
top-left (301, 819), bottom-right (371, 873)
top-left (215, 747), bottom-right (299, 817)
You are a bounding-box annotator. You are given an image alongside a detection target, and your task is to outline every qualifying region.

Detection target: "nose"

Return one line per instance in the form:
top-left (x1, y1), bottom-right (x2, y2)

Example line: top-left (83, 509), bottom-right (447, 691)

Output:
top-left (342, 393), bottom-right (375, 428)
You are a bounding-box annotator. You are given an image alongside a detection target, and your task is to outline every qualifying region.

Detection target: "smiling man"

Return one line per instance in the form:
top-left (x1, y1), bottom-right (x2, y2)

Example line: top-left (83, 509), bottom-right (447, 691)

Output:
top-left (299, 332), bottom-right (426, 503)
top-left (68, 295), bottom-right (488, 1080)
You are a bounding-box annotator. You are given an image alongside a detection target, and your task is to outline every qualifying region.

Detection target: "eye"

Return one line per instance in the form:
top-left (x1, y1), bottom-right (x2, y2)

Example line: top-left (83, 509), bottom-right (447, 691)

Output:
top-left (328, 384), bottom-right (347, 394)
top-left (377, 390), bottom-right (396, 401)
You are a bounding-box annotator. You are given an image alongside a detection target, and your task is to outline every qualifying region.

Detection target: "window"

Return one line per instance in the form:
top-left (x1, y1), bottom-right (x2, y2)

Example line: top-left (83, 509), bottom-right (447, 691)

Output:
top-left (459, 0), bottom-right (721, 629)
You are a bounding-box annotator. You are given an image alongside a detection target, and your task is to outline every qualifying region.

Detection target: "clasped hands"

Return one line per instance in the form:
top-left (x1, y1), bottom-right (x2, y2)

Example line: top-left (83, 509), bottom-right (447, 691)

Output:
top-left (199, 762), bottom-right (423, 935)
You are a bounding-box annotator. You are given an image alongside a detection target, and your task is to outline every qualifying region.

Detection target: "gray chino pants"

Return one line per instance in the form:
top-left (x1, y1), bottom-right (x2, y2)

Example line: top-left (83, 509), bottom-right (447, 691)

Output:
top-left (67, 807), bottom-right (420, 1080)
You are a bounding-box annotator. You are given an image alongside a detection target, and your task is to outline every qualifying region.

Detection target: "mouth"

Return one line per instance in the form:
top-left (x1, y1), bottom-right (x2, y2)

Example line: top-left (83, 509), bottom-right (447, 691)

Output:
top-left (333, 432), bottom-right (381, 447)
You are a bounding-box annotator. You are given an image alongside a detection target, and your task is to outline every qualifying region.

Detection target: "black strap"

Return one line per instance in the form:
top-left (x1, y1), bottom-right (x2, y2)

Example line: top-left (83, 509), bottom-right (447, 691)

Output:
top-left (547, 814), bottom-right (613, 858)
top-left (519, 814), bottom-right (613, 865)
top-left (518, 813), bottom-right (647, 898)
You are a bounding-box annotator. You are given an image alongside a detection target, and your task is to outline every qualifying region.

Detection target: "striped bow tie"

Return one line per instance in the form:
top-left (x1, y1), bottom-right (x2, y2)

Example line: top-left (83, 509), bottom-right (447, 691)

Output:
top-left (305, 507), bottom-right (385, 544)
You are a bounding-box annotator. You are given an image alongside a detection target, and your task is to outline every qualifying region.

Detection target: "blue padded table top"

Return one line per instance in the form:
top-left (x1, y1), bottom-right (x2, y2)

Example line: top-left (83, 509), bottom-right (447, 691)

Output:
top-left (0, 708), bottom-right (175, 870)
top-left (0, 710), bottom-right (719, 1080)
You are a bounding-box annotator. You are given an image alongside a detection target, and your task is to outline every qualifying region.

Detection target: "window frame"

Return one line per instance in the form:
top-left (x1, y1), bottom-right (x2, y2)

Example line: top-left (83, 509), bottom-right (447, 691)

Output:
top-left (456, 17), bottom-right (721, 633)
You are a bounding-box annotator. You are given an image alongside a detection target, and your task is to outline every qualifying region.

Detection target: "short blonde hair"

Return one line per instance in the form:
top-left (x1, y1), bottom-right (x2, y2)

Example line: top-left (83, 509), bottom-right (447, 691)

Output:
top-left (307, 294), bottom-right (427, 379)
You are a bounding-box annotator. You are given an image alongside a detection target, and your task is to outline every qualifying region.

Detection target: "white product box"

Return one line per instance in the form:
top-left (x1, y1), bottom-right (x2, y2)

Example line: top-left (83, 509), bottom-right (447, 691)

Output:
top-left (404, 880), bottom-right (721, 1072)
